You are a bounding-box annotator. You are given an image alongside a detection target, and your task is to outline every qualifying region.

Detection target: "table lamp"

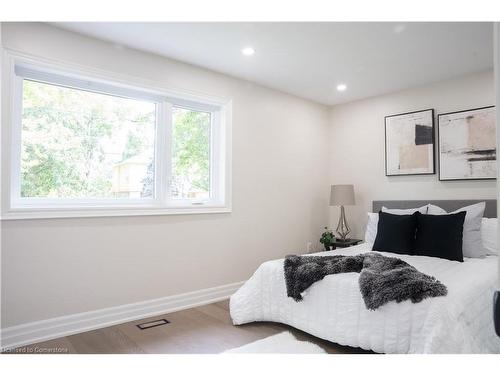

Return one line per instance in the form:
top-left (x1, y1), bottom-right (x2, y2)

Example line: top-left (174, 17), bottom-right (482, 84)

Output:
top-left (329, 184), bottom-right (355, 241)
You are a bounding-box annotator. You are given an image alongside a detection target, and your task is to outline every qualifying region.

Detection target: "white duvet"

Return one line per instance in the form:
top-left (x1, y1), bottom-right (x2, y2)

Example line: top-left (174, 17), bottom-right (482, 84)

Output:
top-left (230, 243), bottom-right (500, 353)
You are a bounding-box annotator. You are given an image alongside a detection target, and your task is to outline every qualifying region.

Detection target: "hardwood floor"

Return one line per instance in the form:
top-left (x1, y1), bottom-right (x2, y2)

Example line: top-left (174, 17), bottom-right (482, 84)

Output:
top-left (12, 300), bottom-right (370, 354)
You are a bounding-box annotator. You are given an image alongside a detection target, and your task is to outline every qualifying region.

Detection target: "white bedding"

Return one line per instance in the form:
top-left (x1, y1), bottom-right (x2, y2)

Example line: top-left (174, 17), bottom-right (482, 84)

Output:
top-left (230, 243), bottom-right (500, 353)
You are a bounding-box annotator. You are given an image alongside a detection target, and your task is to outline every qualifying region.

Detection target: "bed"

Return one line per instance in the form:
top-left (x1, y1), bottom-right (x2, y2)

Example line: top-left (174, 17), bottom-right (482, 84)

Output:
top-left (230, 200), bottom-right (500, 354)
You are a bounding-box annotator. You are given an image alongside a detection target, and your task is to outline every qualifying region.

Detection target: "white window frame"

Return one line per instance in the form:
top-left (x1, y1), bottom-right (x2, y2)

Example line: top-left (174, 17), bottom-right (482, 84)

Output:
top-left (1, 51), bottom-right (232, 219)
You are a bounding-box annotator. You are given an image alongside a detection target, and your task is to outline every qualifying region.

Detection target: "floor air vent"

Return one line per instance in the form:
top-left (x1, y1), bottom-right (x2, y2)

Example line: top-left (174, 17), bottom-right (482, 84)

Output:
top-left (136, 319), bottom-right (170, 330)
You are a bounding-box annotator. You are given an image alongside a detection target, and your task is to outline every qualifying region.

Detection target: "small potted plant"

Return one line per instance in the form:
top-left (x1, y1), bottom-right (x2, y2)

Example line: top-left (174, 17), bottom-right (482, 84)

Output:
top-left (320, 227), bottom-right (335, 251)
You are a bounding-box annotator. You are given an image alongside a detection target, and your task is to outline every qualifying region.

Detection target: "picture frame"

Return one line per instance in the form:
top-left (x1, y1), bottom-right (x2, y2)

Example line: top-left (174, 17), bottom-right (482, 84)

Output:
top-left (438, 106), bottom-right (496, 181)
top-left (384, 109), bottom-right (435, 176)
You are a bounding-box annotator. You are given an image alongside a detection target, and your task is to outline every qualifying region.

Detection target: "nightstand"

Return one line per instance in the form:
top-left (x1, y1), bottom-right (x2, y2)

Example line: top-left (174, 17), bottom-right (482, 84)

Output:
top-left (328, 238), bottom-right (362, 250)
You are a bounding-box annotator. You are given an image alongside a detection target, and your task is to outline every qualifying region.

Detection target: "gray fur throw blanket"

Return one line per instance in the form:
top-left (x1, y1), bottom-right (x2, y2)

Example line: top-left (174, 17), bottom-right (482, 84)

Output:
top-left (284, 253), bottom-right (447, 310)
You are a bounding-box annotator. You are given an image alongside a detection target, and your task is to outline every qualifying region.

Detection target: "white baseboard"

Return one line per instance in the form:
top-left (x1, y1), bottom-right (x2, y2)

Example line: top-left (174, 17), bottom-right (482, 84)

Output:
top-left (0, 281), bottom-right (244, 351)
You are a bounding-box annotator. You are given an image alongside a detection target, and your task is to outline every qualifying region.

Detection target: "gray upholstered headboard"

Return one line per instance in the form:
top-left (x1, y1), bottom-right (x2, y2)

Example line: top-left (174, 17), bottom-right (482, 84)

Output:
top-left (372, 200), bottom-right (497, 218)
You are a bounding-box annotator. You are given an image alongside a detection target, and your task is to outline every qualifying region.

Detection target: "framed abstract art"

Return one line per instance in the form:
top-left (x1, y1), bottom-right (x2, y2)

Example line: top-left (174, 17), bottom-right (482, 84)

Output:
top-left (438, 106), bottom-right (496, 181)
top-left (385, 109), bottom-right (435, 176)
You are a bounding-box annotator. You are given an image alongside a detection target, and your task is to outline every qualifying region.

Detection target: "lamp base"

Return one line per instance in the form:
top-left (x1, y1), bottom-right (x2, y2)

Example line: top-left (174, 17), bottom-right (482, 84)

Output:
top-left (336, 205), bottom-right (351, 241)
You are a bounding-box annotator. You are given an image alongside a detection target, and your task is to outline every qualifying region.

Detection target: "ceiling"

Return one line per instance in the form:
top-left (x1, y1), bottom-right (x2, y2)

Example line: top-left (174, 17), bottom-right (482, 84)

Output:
top-left (52, 22), bottom-right (493, 106)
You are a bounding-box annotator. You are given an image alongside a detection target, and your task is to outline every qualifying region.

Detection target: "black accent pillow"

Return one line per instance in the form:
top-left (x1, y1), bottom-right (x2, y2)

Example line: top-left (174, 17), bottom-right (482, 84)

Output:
top-left (372, 211), bottom-right (417, 255)
top-left (414, 211), bottom-right (466, 262)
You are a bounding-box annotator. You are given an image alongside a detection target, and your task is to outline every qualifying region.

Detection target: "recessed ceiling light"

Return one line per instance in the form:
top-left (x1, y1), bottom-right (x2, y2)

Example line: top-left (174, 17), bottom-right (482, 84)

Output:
top-left (336, 84), bottom-right (347, 92)
top-left (241, 47), bottom-right (255, 56)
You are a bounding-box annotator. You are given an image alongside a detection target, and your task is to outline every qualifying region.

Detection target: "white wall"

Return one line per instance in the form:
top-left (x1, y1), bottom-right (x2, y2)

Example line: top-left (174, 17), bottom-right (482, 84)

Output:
top-left (0, 22), bottom-right (3, 333)
top-left (0, 23), bottom-right (330, 327)
top-left (329, 70), bottom-right (496, 239)
top-left (495, 23), bottom-right (500, 289)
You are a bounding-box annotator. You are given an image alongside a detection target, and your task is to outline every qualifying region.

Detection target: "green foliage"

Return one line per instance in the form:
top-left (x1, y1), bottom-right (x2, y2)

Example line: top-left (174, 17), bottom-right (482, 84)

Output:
top-left (320, 227), bottom-right (335, 247)
top-left (20, 79), bottom-right (209, 200)
top-left (21, 143), bottom-right (82, 197)
top-left (141, 161), bottom-right (155, 198)
top-left (21, 80), bottom-right (155, 198)
top-left (122, 132), bottom-right (144, 161)
top-left (171, 108), bottom-right (210, 197)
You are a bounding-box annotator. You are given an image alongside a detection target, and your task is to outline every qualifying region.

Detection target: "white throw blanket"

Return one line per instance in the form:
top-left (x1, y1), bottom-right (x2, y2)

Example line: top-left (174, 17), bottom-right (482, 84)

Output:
top-left (230, 243), bottom-right (500, 354)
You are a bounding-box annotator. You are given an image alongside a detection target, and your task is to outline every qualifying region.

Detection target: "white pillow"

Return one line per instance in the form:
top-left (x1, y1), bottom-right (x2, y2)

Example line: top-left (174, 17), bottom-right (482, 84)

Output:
top-left (381, 205), bottom-right (428, 215)
top-left (427, 202), bottom-right (486, 258)
top-left (426, 204), bottom-right (447, 215)
top-left (481, 218), bottom-right (498, 256)
top-left (364, 212), bottom-right (379, 244)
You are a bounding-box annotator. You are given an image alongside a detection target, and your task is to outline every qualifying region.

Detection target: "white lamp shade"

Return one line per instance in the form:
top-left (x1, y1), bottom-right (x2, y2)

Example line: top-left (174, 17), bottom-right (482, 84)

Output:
top-left (330, 184), bottom-right (355, 206)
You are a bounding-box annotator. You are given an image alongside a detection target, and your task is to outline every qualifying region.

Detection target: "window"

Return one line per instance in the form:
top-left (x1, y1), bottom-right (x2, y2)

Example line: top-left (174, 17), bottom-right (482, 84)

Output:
top-left (21, 80), bottom-right (156, 200)
top-left (3, 57), bottom-right (231, 219)
top-left (171, 107), bottom-right (211, 201)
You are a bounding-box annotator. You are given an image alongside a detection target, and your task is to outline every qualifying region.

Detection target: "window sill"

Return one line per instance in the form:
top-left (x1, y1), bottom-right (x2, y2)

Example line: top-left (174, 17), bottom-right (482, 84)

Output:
top-left (1, 206), bottom-right (232, 220)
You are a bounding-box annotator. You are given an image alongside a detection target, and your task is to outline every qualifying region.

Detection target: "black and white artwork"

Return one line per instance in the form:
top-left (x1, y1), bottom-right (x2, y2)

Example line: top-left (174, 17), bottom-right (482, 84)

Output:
top-left (438, 106), bottom-right (496, 181)
top-left (385, 109), bottom-right (435, 176)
